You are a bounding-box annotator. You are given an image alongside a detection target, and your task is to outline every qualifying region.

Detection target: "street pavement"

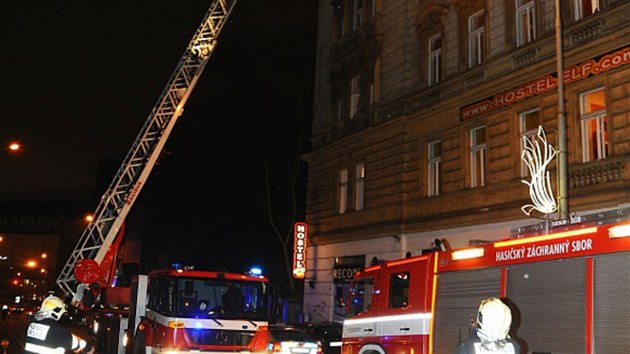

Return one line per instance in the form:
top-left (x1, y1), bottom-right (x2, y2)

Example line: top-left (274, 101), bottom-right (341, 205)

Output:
top-left (0, 312), bottom-right (94, 354)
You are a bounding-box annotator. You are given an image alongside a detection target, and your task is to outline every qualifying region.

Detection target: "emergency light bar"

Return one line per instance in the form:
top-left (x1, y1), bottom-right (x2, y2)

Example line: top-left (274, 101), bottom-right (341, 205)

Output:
top-left (494, 227), bottom-right (598, 248)
top-left (451, 247), bottom-right (485, 260)
top-left (609, 224), bottom-right (630, 238)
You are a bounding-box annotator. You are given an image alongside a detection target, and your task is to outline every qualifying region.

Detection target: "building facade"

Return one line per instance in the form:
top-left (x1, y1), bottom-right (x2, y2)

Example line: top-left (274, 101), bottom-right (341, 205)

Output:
top-left (303, 0), bottom-right (630, 323)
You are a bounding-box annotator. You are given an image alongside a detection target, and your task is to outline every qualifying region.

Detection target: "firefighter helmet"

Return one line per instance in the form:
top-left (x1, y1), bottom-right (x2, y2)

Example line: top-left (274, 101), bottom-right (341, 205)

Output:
top-left (476, 298), bottom-right (512, 341)
top-left (40, 295), bottom-right (67, 321)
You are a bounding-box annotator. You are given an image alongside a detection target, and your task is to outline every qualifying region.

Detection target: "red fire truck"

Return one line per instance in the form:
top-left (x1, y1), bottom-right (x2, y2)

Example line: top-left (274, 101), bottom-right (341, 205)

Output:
top-left (342, 208), bottom-right (630, 354)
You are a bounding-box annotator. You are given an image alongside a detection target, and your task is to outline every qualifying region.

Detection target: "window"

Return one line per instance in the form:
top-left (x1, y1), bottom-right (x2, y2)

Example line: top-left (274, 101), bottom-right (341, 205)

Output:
top-left (519, 109), bottom-right (540, 177)
top-left (428, 141), bottom-right (441, 196)
top-left (350, 75), bottom-right (360, 118)
top-left (149, 278), bottom-right (175, 316)
top-left (468, 10), bottom-right (485, 68)
top-left (470, 126), bottom-right (486, 187)
top-left (388, 272), bottom-right (409, 309)
top-left (339, 168), bottom-right (348, 213)
top-left (515, 0), bottom-right (536, 46)
top-left (580, 88), bottom-right (608, 161)
top-left (355, 163), bottom-right (365, 210)
top-left (428, 34), bottom-right (442, 86)
top-left (337, 100), bottom-right (343, 120)
top-left (575, 0), bottom-right (600, 20)
top-left (352, 0), bottom-right (363, 32)
top-left (348, 277), bottom-right (374, 317)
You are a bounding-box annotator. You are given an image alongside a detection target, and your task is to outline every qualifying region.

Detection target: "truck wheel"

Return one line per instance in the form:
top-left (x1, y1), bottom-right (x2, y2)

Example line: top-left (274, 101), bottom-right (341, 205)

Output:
top-left (131, 331), bottom-right (146, 354)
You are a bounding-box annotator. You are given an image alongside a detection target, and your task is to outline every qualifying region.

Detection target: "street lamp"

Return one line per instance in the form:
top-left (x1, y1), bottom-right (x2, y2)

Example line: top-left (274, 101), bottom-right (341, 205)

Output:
top-left (26, 260), bottom-right (38, 268)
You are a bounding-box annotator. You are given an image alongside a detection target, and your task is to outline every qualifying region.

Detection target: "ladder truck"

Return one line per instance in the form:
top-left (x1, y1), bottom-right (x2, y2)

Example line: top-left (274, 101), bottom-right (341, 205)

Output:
top-left (342, 207), bottom-right (630, 354)
top-left (54, 1), bottom-right (276, 353)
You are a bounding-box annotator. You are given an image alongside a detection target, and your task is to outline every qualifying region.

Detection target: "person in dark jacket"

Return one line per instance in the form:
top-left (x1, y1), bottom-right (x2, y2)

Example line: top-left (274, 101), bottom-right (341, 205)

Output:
top-left (454, 298), bottom-right (520, 354)
top-left (24, 295), bottom-right (94, 354)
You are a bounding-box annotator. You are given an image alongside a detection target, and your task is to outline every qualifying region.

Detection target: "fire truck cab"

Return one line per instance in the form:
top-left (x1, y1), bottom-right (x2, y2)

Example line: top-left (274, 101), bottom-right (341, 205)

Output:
top-left (343, 255), bottom-right (436, 354)
top-left (127, 269), bottom-right (271, 354)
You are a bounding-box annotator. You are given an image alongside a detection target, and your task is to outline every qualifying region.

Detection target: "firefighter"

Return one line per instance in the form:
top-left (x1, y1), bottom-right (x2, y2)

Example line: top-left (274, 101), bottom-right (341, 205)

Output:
top-left (24, 295), bottom-right (94, 354)
top-left (454, 298), bottom-right (520, 354)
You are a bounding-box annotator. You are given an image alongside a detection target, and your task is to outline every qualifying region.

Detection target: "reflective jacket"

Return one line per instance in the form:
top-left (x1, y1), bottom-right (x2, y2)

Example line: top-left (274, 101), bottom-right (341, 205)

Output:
top-left (454, 331), bottom-right (520, 354)
top-left (24, 318), bottom-right (90, 354)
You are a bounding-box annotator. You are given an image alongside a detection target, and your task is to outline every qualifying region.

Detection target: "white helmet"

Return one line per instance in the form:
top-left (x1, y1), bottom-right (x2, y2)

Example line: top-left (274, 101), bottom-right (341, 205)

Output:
top-left (39, 296), bottom-right (67, 321)
top-left (476, 298), bottom-right (512, 341)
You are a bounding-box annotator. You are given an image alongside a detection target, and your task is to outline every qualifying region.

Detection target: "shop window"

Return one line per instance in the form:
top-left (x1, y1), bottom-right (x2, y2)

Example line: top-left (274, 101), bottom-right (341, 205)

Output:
top-left (468, 10), bottom-right (485, 68)
top-left (580, 88), bottom-right (608, 162)
top-left (515, 0), bottom-right (536, 46)
top-left (338, 168), bottom-right (348, 214)
top-left (354, 163), bottom-right (365, 210)
top-left (470, 126), bottom-right (486, 187)
top-left (575, 0), bottom-right (600, 20)
top-left (519, 109), bottom-right (540, 177)
top-left (388, 272), bottom-right (409, 309)
top-left (428, 140), bottom-right (441, 196)
top-left (428, 34), bottom-right (442, 86)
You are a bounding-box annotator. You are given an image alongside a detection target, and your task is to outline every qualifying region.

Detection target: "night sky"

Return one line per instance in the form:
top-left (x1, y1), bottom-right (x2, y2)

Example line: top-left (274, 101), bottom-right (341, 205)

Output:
top-left (1, 0), bottom-right (317, 291)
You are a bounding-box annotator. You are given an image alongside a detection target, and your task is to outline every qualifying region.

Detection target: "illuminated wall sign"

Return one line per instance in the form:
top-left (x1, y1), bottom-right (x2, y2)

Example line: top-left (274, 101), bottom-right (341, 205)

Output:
top-left (292, 222), bottom-right (308, 279)
top-left (333, 255), bottom-right (365, 281)
top-left (460, 46), bottom-right (630, 121)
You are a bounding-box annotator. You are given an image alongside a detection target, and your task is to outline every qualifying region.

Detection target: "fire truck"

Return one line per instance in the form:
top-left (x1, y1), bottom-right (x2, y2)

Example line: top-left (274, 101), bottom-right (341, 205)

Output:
top-left (52, 1), bottom-right (279, 353)
top-left (342, 207), bottom-right (630, 354)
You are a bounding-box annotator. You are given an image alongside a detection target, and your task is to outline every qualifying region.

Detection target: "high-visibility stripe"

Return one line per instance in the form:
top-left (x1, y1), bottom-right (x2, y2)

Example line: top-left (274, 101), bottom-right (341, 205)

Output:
top-left (24, 343), bottom-right (65, 354)
top-left (71, 334), bottom-right (87, 350)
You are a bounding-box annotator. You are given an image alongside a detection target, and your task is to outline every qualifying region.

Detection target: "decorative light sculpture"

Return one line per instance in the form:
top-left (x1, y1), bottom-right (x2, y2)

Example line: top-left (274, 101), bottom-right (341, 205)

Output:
top-left (521, 126), bottom-right (558, 217)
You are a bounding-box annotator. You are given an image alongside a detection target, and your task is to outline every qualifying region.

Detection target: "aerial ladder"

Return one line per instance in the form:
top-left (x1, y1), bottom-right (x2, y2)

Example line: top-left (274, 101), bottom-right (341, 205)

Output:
top-left (56, 0), bottom-right (238, 302)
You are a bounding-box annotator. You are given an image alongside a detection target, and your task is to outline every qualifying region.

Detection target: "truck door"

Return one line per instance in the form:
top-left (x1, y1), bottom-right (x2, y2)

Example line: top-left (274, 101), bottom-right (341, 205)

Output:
top-left (379, 257), bottom-right (432, 354)
top-left (343, 269), bottom-right (378, 351)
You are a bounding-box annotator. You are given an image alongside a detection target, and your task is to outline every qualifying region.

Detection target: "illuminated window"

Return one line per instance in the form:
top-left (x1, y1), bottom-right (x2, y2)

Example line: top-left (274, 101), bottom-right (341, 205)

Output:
top-left (350, 76), bottom-right (360, 119)
top-left (389, 272), bottom-right (409, 309)
top-left (355, 163), bottom-right (365, 210)
top-left (516, 0), bottom-right (536, 46)
top-left (428, 141), bottom-right (441, 196)
top-left (575, 0), bottom-right (599, 20)
top-left (428, 34), bottom-right (442, 86)
top-left (339, 168), bottom-right (348, 214)
top-left (468, 10), bottom-right (485, 68)
top-left (519, 109), bottom-right (540, 177)
top-left (470, 126), bottom-right (486, 187)
top-left (580, 88), bottom-right (608, 162)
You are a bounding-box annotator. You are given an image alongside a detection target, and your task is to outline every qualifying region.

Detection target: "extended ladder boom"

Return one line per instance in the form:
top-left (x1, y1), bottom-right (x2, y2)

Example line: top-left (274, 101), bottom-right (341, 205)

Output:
top-left (57, 0), bottom-right (238, 296)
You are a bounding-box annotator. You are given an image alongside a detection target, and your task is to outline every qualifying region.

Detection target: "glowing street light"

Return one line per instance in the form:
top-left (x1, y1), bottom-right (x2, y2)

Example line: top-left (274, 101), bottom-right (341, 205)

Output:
top-left (41, 253), bottom-right (47, 259)
top-left (9, 142), bottom-right (21, 151)
top-left (26, 260), bottom-right (38, 268)
top-left (85, 214), bottom-right (94, 222)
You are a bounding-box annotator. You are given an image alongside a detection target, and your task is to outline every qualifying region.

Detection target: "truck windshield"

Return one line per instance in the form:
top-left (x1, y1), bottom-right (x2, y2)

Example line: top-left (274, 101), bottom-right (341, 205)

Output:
top-left (347, 276), bottom-right (374, 318)
top-left (174, 277), bottom-right (267, 320)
